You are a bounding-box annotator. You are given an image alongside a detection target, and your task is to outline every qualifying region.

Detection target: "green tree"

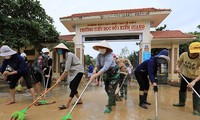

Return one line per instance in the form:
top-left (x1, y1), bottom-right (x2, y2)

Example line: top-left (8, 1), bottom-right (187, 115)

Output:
top-left (0, 0), bottom-right (59, 52)
top-left (127, 51), bottom-right (134, 65)
top-left (156, 24), bottom-right (167, 31)
top-left (179, 25), bottom-right (200, 55)
top-left (84, 54), bottom-right (93, 66)
top-left (119, 46), bottom-right (129, 58)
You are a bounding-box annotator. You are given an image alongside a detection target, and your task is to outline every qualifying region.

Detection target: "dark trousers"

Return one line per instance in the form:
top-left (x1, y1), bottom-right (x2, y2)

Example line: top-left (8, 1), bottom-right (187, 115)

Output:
top-left (134, 70), bottom-right (150, 91)
top-left (180, 75), bottom-right (200, 94)
top-left (69, 73), bottom-right (83, 98)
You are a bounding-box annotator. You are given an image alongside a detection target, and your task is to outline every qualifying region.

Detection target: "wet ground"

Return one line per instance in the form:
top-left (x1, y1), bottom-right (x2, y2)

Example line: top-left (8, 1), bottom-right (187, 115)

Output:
top-left (0, 80), bottom-right (200, 120)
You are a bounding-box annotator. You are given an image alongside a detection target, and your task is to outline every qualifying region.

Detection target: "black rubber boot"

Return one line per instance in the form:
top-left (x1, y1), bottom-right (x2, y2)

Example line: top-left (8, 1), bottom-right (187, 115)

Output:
top-left (173, 91), bottom-right (186, 107)
top-left (139, 95), bottom-right (148, 109)
top-left (193, 93), bottom-right (200, 116)
top-left (120, 92), bottom-right (124, 100)
top-left (144, 93), bottom-right (151, 105)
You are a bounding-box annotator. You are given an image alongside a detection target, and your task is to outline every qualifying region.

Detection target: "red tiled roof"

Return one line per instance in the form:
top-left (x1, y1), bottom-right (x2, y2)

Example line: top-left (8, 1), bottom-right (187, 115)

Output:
top-left (150, 30), bottom-right (195, 39)
top-left (60, 7), bottom-right (171, 19)
top-left (59, 34), bottom-right (75, 41)
top-left (59, 30), bottom-right (195, 42)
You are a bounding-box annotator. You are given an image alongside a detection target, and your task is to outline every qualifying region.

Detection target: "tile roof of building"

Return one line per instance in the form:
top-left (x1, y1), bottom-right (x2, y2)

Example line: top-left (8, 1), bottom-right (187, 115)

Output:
top-left (60, 7), bottom-right (171, 19)
top-left (150, 30), bottom-right (195, 39)
top-left (59, 30), bottom-right (195, 41)
top-left (59, 34), bottom-right (75, 41)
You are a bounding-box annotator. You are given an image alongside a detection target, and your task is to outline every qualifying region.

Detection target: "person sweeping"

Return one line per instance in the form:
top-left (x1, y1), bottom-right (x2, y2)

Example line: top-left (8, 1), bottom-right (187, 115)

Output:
top-left (35, 48), bottom-right (55, 105)
top-left (114, 55), bottom-right (132, 100)
top-left (173, 42), bottom-right (200, 116)
top-left (89, 40), bottom-right (120, 113)
top-left (54, 44), bottom-right (84, 110)
top-left (0, 45), bottom-right (36, 104)
top-left (134, 49), bottom-right (169, 109)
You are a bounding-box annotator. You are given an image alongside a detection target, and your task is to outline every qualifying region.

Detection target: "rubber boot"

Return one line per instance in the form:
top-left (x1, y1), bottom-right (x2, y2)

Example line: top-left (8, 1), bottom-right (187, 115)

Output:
top-left (112, 94), bottom-right (116, 106)
top-left (193, 93), bottom-right (200, 116)
top-left (120, 92), bottom-right (124, 100)
top-left (124, 85), bottom-right (128, 100)
top-left (144, 93), bottom-right (151, 105)
top-left (139, 95), bottom-right (148, 109)
top-left (104, 94), bottom-right (114, 113)
top-left (124, 92), bottom-right (127, 100)
top-left (173, 91), bottom-right (186, 107)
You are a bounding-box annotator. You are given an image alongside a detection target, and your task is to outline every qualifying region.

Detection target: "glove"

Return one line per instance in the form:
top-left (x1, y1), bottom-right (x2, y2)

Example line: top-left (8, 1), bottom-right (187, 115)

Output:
top-left (153, 86), bottom-right (158, 92)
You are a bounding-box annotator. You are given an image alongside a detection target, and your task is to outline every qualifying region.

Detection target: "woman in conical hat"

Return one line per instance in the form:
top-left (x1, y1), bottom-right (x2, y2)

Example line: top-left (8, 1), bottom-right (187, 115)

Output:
top-left (54, 43), bottom-right (85, 110)
top-left (90, 40), bottom-right (120, 113)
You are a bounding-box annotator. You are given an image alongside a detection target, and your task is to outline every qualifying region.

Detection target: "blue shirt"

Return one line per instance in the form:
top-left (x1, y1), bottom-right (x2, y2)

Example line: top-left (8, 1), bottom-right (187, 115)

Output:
top-left (135, 57), bottom-right (157, 83)
top-left (0, 54), bottom-right (28, 75)
top-left (135, 49), bottom-right (169, 83)
top-left (88, 65), bottom-right (94, 73)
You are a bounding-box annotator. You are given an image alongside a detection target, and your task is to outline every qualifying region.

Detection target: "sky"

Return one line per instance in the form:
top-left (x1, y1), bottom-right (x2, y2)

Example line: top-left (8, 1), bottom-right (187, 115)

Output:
top-left (39, 0), bottom-right (200, 58)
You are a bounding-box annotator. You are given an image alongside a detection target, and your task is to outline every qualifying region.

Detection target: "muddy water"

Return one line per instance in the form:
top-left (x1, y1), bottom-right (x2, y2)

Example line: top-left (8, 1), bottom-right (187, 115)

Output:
top-left (0, 81), bottom-right (200, 120)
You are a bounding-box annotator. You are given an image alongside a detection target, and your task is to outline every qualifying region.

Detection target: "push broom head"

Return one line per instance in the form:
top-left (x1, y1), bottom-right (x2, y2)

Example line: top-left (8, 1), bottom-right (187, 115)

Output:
top-left (11, 108), bottom-right (27, 120)
top-left (61, 113), bottom-right (72, 120)
top-left (36, 99), bottom-right (48, 105)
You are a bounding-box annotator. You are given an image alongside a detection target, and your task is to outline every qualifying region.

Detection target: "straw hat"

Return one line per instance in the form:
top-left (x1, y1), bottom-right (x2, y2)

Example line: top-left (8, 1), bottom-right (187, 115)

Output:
top-left (92, 40), bottom-right (113, 52)
top-left (0, 45), bottom-right (17, 56)
top-left (53, 43), bottom-right (69, 50)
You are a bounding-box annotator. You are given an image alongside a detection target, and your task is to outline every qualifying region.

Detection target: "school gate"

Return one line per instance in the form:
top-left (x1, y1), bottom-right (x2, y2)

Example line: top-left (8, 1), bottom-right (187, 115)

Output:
top-left (57, 8), bottom-right (196, 83)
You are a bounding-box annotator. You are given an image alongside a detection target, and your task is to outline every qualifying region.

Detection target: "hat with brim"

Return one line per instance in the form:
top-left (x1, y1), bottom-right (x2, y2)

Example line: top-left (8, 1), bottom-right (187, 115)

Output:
top-left (158, 55), bottom-right (170, 61)
top-left (53, 43), bottom-right (69, 50)
top-left (189, 42), bottom-right (200, 53)
top-left (92, 40), bottom-right (113, 52)
top-left (0, 45), bottom-right (17, 56)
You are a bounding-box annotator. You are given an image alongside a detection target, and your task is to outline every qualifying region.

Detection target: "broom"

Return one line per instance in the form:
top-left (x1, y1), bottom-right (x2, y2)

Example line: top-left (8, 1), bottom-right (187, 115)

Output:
top-left (36, 67), bottom-right (56, 105)
top-left (10, 81), bottom-right (58, 120)
top-left (115, 74), bottom-right (127, 101)
top-left (179, 73), bottom-right (200, 98)
top-left (61, 79), bottom-right (92, 120)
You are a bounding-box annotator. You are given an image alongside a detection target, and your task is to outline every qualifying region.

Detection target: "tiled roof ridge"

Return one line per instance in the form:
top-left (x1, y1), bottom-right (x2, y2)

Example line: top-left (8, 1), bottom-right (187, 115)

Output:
top-left (61, 7), bottom-right (171, 19)
top-left (150, 30), bottom-right (195, 38)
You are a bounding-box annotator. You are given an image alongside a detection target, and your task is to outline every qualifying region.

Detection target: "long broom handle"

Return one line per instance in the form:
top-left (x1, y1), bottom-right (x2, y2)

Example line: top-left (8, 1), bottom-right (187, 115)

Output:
top-left (43, 66), bottom-right (52, 99)
top-left (116, 74), bottom-right (127, 94)
top-left (179, 73), bottom-right (200, 98)
top-left (155, 92), bottom-right (158, 120)
top-left (45, 66), bottom-right (52, 90)
top-left (69, 79), bottom-right (92, 114)
top-left (27, 82), bottom-right (58, 109)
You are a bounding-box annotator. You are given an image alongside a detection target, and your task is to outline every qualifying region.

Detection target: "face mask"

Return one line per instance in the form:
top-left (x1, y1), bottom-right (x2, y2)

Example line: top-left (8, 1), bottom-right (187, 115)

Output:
top-left (5, 55), bottom-right (11, 59)
top-left (42, 53), bottom-right (48, 58)
top-left (99, 48), bottom-right (106, 54)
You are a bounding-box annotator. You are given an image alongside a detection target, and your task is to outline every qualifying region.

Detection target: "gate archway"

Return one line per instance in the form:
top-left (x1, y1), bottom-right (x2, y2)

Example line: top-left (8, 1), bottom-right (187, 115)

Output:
top-left (57, 8), bottom-right (196, 83)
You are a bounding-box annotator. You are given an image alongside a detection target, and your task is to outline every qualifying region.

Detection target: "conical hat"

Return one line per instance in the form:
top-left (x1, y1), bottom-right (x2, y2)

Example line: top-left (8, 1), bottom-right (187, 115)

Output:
top-left (92, 40), bottom-right (113, 52)
top-left (53, 43), bottom-right (69, 50)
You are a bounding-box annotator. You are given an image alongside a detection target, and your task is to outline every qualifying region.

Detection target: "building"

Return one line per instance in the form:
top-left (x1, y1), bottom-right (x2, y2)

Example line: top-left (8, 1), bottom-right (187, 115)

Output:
top-left (55, 7), bottom-right (196, 82)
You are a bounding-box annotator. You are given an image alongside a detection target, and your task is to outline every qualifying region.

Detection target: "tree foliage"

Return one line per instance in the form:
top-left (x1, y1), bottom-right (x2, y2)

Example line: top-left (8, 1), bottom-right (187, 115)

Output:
top-left (119, 46), bottom-right (129, 58)
top-left (179, 26), bottom-right (200, 55)
top-left (156, 24), bottom-right (167, 31)
top-left (0, 0), bottom-right (59, 52)
top-left (84, 54), bottom-right (93, 67)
